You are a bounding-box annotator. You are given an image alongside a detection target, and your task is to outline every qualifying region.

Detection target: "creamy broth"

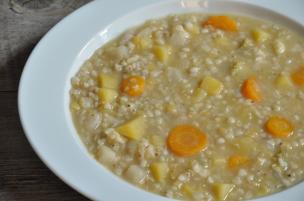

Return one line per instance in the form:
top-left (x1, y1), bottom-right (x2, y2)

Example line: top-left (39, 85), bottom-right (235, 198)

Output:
top-left (70, 14), bottom-right (304, 201)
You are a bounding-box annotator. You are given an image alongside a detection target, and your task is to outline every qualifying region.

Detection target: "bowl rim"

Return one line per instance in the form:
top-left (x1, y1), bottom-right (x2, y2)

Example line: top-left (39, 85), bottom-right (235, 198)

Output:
top-left (18, 0), bottom-right (304, 201)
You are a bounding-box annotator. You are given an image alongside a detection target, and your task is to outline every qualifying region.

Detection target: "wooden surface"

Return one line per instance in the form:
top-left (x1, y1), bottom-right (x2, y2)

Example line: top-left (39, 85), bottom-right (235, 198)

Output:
top-left (0, 1), bottom-right (91, 200)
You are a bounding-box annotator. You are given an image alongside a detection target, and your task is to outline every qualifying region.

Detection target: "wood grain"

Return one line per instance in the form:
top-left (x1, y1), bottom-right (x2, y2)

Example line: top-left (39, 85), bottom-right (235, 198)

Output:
top-left (0, 0), bottom-right (91, 200)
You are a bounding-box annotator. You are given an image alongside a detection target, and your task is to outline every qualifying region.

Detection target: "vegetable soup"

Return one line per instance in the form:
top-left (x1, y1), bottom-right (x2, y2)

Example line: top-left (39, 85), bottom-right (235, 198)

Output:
top-left (70, 14), bottom-right (304, 201)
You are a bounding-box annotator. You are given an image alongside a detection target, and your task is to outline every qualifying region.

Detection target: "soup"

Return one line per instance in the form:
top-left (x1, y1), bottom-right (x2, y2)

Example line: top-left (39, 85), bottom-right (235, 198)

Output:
top-left (70, 14), bottom-right (304, 200)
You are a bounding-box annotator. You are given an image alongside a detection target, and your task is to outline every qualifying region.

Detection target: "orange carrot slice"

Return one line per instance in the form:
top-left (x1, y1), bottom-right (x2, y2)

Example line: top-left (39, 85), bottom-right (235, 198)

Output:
top-left (241, 77), bottom-right (262, 102)
top-left (203, 16), bottom-right (238, 32)
top-left (228, 155), bottom-right (250, 170)
top-left (291, 67), bottom-right (304, 86)
top-left (167, 124), bottom-right (207, 157)
top-left (120, 76), bottom-right (145, 97)
top-left (265, 116), bottom-right (294, 138)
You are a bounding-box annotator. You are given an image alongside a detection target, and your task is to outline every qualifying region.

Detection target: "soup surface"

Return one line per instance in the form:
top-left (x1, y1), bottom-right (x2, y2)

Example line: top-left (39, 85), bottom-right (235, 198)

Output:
top-left (70, 14), bottom-right (304, 201)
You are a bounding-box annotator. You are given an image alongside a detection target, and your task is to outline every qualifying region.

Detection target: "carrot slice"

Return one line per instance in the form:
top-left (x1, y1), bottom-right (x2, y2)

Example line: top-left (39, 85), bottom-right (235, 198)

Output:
top-left (167, 124), bottom-right (207, 157)
top-left (203, 16), bottom-right (238, 32)
top-left (265, 116), bottom-right (294, 138)
top-left (120, 76), bottom-right (145, 97)
top-left (241, 77), bottom-right (262, 102)
top-left (228, 155), bottom-right (250, 170)
top-left (291, 67), bottom-right (304, 86)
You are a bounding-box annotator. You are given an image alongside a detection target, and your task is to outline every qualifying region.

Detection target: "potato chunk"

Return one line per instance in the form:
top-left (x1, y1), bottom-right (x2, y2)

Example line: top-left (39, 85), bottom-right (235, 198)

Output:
top-left (200, 76), bottom-right (223, 96)
top-left (99, 73), bottom-right (121, 89)
top-left (212, 183), bottom-right (235, 201)
top-left (150, 162), bottom-right (168, 182)
top-left (98, 88), bottom-right (118, 104)
top-left (153, 45), bottom-right (171, 63)
top-left (252, 28), bottom-right (270, 43)
top-left (116, 115), bottom-right (145, 140)
top-left (276, 73), bottom-right (293, 89)
top-left (133, 36), bottom-right (152, 50)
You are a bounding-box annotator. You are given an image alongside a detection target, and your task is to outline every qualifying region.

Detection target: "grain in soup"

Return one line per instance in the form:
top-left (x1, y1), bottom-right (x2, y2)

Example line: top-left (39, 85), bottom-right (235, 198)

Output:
top-left (70, 14), bottom-right (304, 201)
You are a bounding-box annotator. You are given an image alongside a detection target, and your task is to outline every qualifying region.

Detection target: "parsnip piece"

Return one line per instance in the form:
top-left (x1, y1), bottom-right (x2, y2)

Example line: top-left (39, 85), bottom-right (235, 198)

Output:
top-left (125, 165), bottom-right (146, 183)
top-left (98, 145), bottom-right (118, 165)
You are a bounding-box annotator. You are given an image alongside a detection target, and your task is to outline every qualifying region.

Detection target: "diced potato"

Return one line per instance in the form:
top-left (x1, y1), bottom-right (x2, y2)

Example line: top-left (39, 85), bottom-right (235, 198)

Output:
top-left (149, 135), bottom-right (163, 146)
top-left (133, 36), bottom-right (152, 50)
top-left (276, 73), bottom-right (293, 89)
top-left (200, 76), bottom-right (223, 96)
top-left (99, 73), bottom-right (121, 89)
top-left (182, 183), bottom-right (194, 197)
top-left (98, 88), bottom-right (118, 104)
top-left (212, 183), bottom-right (235, 201)
top-left (116, 115), bottom-right (145, 140)
top-left (153, 45), bottom-right (171, 63)
top-left (252, 28), bottom-right (271, 43)
top-left (150, 162), bottom-right (168, 182)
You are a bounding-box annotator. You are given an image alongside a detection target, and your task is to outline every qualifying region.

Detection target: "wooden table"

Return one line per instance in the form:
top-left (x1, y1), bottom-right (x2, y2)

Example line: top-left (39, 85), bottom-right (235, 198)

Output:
top-left (0, 1), bottom-right (90, 200)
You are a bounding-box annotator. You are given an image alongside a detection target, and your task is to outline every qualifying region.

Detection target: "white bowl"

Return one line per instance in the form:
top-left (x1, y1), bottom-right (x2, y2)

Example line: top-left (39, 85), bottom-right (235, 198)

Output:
top-left (18, 0), bottom-right (304, 200)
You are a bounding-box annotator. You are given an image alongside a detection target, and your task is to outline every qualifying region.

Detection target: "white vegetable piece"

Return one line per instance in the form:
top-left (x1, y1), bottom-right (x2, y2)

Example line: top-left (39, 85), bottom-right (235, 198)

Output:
top-left (170, 25), bottom-right (190, 47)
top-left (125, 165), bottom-right (146, 184)
top-left (85, 111), bottom-right (102, 133)
top-left (273, 40), bottom-right (285, 55)
top-left (98, 145), bottom-right (118, 165)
